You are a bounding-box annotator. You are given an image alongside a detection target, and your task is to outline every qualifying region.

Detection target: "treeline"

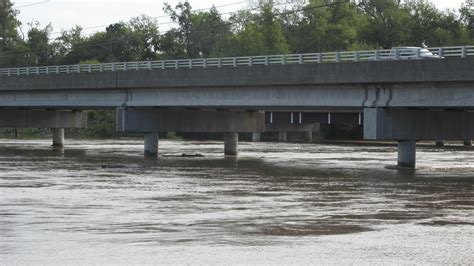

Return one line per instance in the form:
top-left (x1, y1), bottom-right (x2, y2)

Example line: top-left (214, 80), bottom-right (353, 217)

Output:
top-left (1, 0), bottom-right (473, 68)
top-left (0, 0), bottom-right (472, 138)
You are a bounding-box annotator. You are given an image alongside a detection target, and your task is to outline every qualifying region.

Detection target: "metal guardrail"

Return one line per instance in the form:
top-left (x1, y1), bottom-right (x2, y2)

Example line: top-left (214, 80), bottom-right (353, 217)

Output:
top-left (0, 46), bottom-right (472, 76)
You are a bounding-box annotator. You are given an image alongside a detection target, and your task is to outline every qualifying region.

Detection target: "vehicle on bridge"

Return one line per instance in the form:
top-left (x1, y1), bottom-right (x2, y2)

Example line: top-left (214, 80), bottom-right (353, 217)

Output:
top-left (369, 47), bottom-right (444, 61)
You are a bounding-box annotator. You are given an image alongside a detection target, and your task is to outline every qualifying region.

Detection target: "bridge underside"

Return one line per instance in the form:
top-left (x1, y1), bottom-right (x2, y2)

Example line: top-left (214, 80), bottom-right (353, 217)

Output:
top-left (0, 109), bottom-right (87, 147)
top-left (1, 58), bottom-right (474, 168)
top-left (0, 82), bottom-right (473, 110)
top-left (364, 108), bottom-right (474, 168)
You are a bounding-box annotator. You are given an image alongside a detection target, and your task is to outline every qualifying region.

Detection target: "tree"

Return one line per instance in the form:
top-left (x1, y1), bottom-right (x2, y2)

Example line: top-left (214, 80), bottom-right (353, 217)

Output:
top-left (26, 22), bottom-right (55, 66)
top-left (258, 5), bottom-right (290, 54)
top-left (403, 0), bottom-right (469, 47)
top-left (128, 15), bottom-right (160, 60)
top-left (0, 0), bottom-right (26, 67)
top-left (0, 0), bottom-right (20, 45)
top-left (162, 2), bottom-right (230, 58)
top-left (287, 0), bottom-right (365, 53)
top-left (357, 0), bottom-right (410, 48)
top-left (216, 4), bottom-right (289, 56)
top-left (57, 15), bottom-right (160, 64)
top-left (460, 3), bottom-right (474, 42)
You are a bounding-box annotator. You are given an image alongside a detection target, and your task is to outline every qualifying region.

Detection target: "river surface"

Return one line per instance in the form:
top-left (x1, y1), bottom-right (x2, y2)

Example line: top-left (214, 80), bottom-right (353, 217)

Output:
top-left (0, 139), bottom-right (473, 264)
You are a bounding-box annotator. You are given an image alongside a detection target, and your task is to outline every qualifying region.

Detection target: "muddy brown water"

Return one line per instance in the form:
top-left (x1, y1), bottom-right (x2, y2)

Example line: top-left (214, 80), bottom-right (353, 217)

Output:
top-left (1, 139), bottom-right (473, 264)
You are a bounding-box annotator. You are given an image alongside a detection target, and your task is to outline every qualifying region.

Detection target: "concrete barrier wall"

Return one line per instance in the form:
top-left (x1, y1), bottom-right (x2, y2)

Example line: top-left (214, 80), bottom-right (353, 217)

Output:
top-left (1, 58), bottom-right (472, 92)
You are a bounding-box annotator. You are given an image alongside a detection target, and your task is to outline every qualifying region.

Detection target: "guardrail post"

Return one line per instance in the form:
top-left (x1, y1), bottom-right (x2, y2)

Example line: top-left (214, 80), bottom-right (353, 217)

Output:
top-left (461, 46), bottom-right (466, 58)
top-left (249, 57), bottom-right (253, 66)
top-left (188, 59), bottom-right (192, 68)
top-left (161, 61), bottom-right (165, 69)
top-left (148, 61), bottom-right (152, 70)
top-left (7, 69), bottom-right (11, 76)
top-left (355, 51), bottom-right (360, 62)
top-left (282, 55), bottom-right (286, 65)
top-left (317, 53), bottom-right (322, 63)
top-left (111, 63), bottom-right (116, 72)
top-left (264, 56), bottom-right (269, 66)
top-left (438, 47), bottom-right (444, 58)
top-left (88, 65), bottom-right (92, 72)
top-left (233, 57), bottom-right (237, 67)
top-left (124, 63), bottom-right (128, 71)
top-left (298, 54), bottom-right (303, 64)
top-left (218, 58), bottom-right (222, 68)
top-left (175, 60), bottom-right (178, 69)
top-left (335, 52), bottom-right (341, 63)
top-left (416, 48), bottom-right (421, 59)
top-left (395, 48), bottom-right (400, 60)
top-left (203, 59), bottom-right (207, 68)
top-left (375, 50), bottom-right (379, 61)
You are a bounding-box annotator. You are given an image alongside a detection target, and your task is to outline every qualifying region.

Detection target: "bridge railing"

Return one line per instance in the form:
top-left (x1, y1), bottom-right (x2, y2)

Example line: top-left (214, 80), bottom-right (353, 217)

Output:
top-left (0, 45), bottom-right (472, 77)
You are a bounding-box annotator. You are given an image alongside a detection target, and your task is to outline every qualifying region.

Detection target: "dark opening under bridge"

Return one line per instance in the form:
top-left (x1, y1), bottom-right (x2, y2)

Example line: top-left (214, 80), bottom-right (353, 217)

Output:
top-left (1, 46), bottom-right (473, 168)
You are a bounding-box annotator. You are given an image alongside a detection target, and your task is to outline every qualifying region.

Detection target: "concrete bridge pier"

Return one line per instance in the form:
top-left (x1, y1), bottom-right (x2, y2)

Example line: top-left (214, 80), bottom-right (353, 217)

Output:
top-left (365, 108), bottom-right (474, 169)
top-left (144, 132), bottom-right (159, 157)
top-left (464, 140), bottom-right (472, 146)
top-left (52, 128), bottom-right (65, 147)
top-left (252, 132), bottom-right (261, 142)
top-left (278, 131), bottom-right (287, 142)
top-left (398, 140), bottom-right (417, 168)
top-left (0, 109), bottom-right (87, 148)
top-left (224, 133), bottom-right (238, 156)
top-left (117, 108), bottom-right (264, 157)
top-left (304, 131), bottom-right (313, 142)
top-left (435, 140), bottom-right (445, 148)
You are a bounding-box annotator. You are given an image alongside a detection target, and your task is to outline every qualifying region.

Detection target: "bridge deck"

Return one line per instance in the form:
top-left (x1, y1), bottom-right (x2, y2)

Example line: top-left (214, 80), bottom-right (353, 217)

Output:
top-left (0, 57), bottom-right (473, 110)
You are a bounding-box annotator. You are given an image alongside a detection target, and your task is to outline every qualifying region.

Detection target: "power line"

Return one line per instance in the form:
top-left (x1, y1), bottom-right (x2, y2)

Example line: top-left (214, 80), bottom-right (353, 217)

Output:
top-left (15, 0), bottom-right (51, 9)
top-left (0, 1), bottom-right (349, 59)
top-left (69, 0), bottom-right (308, 39)
top-left (49, 1), bottom-right (248, 37)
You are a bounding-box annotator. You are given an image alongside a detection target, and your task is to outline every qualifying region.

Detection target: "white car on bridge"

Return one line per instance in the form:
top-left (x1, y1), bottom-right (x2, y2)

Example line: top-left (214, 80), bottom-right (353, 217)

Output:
top-left (370, 47), bottom-right (444, 60)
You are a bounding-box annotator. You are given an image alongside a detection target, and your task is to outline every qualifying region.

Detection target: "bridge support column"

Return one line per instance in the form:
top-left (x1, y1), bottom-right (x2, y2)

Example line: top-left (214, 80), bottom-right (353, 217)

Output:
top-left (224, 133), bottom-right (238, 156)
top-left (52, 128), bottom-right (65, 147)
top-left (464, 140), bottom-right (472, 146)
top-left (304, 131), bottom-right (313, 142)
top-left (398, 140), bottom-right (416, 168)
top-left (435, 140), bottom-right (445, 148)
top-left (364, 108), bottom-right (474, 168)
top-left (0, 110), bottom-right (87, 148)
top-left (117, 108), bottom-right (264, 157)
top-left (278, 131), bottom-right (287, 142)
top-left (144, 132), bottom-right (158, 157)
top-left (252, 132), bottom-right (261, 142)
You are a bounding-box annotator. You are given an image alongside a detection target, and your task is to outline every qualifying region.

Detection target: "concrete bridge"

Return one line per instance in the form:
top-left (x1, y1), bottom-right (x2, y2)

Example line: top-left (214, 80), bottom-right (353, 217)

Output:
top-left (0, 46), bottom-right (473, 168)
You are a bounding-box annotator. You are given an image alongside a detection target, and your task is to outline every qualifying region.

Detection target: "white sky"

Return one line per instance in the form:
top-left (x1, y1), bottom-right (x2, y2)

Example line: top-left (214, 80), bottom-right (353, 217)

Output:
top-left (12, 0), bottom-right (467, 38)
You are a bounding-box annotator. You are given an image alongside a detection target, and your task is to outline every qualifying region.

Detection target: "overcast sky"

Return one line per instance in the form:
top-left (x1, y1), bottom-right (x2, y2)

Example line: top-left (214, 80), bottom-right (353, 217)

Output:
top-left (12, 0), bottom-right (467, 38)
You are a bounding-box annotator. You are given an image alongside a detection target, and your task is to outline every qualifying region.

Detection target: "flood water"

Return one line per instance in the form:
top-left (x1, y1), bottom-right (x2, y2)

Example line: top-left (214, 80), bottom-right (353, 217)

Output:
top-left (0, 139), bottom-right (473, 264)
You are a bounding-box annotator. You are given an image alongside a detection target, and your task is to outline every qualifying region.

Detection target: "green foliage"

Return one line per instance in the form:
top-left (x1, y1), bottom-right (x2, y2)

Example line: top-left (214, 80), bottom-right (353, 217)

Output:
top-left (0, 0), bottom-right (24, 67)
top-left (162, 3), bottom-right (231, 58)
top-left (83, 110), bottom-right (117, 138)
top-left (26, 23), bottom-right (55, 65)
top-left (217, 5), bottom-right (289, 56)
top-left (288, 0), bottom-right (366, 52)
